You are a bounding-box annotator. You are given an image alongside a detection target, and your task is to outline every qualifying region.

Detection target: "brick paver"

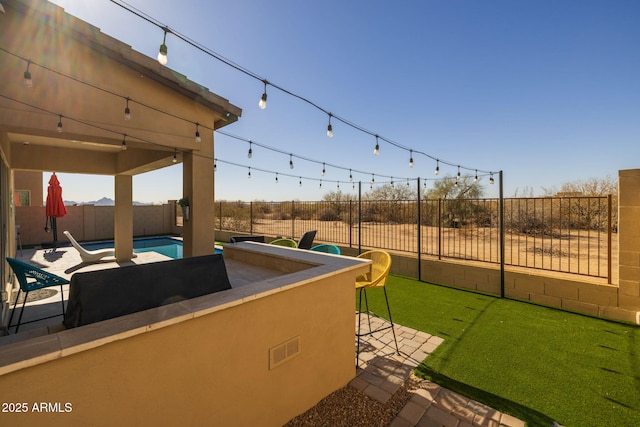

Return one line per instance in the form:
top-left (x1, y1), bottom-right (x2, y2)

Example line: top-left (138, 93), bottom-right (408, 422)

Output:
top-left (352, 312), bottom-right (525, 427)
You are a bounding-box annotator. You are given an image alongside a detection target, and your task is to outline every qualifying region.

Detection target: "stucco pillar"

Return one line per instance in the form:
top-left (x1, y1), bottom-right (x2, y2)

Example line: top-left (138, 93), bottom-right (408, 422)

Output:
top-left (114, 174), bottom-right (134, 261)
top-left (182, 136), bottom-right (215, 258)
top-left (618, 169), bottom-right (640, 321)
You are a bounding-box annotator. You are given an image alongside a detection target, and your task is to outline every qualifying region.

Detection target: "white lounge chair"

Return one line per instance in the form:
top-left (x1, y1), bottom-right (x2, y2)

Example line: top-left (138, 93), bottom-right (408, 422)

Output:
top-left (63, 231), bottom-right (115, 263)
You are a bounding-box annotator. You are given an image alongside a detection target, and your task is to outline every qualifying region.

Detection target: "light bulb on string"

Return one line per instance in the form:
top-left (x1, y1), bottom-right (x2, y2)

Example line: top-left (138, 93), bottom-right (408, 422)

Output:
top-left (326, 113), bottom-right (333, 138)
top-left (490, 173), bottom-right (495, 184)
top-left (456, 166), bottom-right (461, 182)
top-left (247, 141), bottom-right (252, 158)
top-left (319, 180), bottom-right (322, 188)
top-left (124, 97), bottom-right (131, 120)
top-left (57, 115), bottom-right (63, 133)
top-left (299, 177), bottom-right (302, 187)
top-left (373, 135), bottom-right (379, 155)
top-left (258, 80), bottom-right (268, 110)
top-left (409, 149), bottom-right (414, 168)
top-left (337, 181), bottom-right (340, 190)
top-left (352, 182), bottom-right (355, 190)
top-left (349, 169), bottom-right (353, 182)
top-left (289, 154), bottom-right (294, 169)
top-left (157, 29), bottom-right (169, 65)
top-left (214, 160), bottom-right (217, 172)
top-left (322, 162), bottom-right (326, 176)
top-left (275, 173), bottom-right (279, 184)
top-left (391, 177), bottom-right (394, 187)
top-left (474, 170), bottom-right (478, 183)
top-left (195, 123), bottom-right (201, 143)
top-left (23, 59), bottom-right (32, 87)
top-left (248, 167), bottom-right (251, 179)
top-left (435, 160), bottom-right (439, 176)
top-left (121, 134), bottom-right (127, 151)
top-left (406, 179), bottom-right (410, 187)
top-left (371, 174), bottom-right (375, 185)
top-left (172, 149), bottom-right (177, 163)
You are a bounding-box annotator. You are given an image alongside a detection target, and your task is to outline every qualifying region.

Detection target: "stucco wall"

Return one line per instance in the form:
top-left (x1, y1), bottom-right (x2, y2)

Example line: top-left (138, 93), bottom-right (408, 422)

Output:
top-left (15, 204), bottom-right (177, 246)
top-left (0, 247), bottom-right (363, 426)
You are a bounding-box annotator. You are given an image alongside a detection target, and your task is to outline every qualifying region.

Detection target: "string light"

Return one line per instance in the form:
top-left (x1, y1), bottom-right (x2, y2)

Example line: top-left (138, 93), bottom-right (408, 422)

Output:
top-left (248, 167), bottom-right (251, 179)
top-left (2, 12), bottom-right (496, 181)
top-left (275, 172), bottom-right (279, 184)
top-left (349, 169), bottom-right (353, 182)
top-left (57, 115), bottom-right (63, 133)
top-left (289, 154), bottom-right (294, 169)
top-left (121, 134), bottom-right (127, 151)
top-left (319, 179), bottom-right (322, 188)
top-left (247, 141), bottom-right (252, 158)
top-left (337, 181), bottom-right (340, 190)
top-left (409, 149), bottom-right (414, 168)
top-left (474, 170), bottom-right (478, 183)
top-left (214, 159), bottom-right (217, 172)
top-left (435, 160), bottom-right (439, 175)
top-left (373, 135), bottom-right (379, 156)
top-left (195, 123), bottom-right (201, 143)
top-left (371, 174), bottom-right (375, 185)
top-left (23, 59), bottom-right (32, 87)
top-left (258, 80), bottom-right (268, 110)
top-left (299, 177), bottom-right (302, 187)
top-left (457, 166), bottom-right (461, 182)
top-left (172, 148), bottom-right (177, 163)
top-left (124, 97), bottom-right (131, 120)
top-left (157, 28), bottom-right (169, 65)
top-left (391, 177), bottom-right (394, 187)
top-left (322, 162), bottom-right (326, 176)
top-left (490, 173), bottom-right (495, 184)
top-left (326, 113), bottom-right (333, 138)
top-left (352, 182), bottom-right (355, 190)
top-left (2, 47), bottom-right (500, 185)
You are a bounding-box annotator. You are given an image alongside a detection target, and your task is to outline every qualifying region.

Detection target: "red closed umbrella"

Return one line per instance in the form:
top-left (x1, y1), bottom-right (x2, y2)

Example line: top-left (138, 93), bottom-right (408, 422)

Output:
top-left (45, 173), bottom-right (66, 243)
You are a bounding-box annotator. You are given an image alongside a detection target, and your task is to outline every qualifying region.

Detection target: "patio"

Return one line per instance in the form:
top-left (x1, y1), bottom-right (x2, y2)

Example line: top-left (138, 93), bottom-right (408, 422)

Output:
top-left (1, 245), bottom-right (524, 426)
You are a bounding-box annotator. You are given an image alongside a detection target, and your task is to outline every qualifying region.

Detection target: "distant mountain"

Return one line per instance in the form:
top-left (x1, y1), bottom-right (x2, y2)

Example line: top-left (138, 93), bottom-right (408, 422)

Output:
top-left (64, 197), bottom-right (151, 206)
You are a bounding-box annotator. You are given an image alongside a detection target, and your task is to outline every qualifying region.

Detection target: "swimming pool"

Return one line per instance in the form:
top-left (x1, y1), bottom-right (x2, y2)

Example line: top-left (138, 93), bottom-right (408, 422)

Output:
top-left (82, 237), bottom-right (221, 259)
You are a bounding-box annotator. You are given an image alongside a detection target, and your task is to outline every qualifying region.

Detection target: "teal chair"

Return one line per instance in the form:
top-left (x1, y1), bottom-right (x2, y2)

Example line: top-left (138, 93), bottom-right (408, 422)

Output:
top-left (269, 238), bottom-right (298, 248)
top-left (310, 244), bottom-right (341, 255)
top-left (6, 257), bottom-right (68, 333)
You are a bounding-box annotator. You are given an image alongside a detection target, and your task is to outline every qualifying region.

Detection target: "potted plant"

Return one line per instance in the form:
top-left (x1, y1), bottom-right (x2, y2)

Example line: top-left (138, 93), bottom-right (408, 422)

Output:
top-left (178, 197), bottom-right (190, 221)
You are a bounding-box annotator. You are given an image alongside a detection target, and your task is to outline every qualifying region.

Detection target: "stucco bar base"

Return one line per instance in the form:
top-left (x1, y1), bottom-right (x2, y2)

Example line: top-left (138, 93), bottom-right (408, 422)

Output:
top-left (0, 242), bottom-right (369, 427)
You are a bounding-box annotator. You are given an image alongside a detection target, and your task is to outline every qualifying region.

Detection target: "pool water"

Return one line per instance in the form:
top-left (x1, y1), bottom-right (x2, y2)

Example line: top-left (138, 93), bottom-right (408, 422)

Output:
top-left (82, 237), bottom-right (222, 259)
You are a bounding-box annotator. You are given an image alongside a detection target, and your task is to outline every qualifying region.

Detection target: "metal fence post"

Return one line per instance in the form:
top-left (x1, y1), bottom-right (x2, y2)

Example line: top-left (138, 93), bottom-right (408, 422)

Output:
top-left (608, 194), bottom-right (612, 284)
top-left (417, 178), bottom-right (422, 281)
top-left (250, 201), bottom-right (253, 235)
top-left (358, 181), bottom-right (362, 254)
top-left (438, 198), bottom-right (442, 260)
top-left (291, 200), bottom-right (295, 239)
top-left (499, 170), bottom-right (505, 298)
top-left (349, 200), bottom-right (353, 248)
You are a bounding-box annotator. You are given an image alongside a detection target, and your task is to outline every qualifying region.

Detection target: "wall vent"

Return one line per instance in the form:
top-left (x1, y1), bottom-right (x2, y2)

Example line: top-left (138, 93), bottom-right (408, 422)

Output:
top-left (269, 336), bottom-right (301, 370)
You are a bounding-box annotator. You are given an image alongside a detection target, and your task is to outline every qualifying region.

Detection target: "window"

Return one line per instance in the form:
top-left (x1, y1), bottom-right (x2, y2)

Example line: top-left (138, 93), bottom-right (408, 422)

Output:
top-left (14, 190), bottom-right (30, 207)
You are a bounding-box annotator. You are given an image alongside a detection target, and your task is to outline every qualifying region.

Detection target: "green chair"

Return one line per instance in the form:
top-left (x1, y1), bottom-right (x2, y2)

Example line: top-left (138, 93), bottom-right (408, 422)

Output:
top-left (269, 238), bottom-right (298, 248)
top-left (310, 244), bottom-right (341, 255)
top-left (6, 257), bottom-right (68, 333)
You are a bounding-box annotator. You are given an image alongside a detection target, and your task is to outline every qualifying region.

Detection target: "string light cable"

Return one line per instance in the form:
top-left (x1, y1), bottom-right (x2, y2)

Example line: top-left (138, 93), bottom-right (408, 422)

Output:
top-left (0, 46), bottom-right (497, 183)
top-left (106, 0), bottom-right (494, 177)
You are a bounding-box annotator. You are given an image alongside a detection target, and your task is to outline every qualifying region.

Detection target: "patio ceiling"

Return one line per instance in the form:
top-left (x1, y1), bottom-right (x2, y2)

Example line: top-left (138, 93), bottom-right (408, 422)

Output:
top-left (0, 0), bottom-right (242, 177)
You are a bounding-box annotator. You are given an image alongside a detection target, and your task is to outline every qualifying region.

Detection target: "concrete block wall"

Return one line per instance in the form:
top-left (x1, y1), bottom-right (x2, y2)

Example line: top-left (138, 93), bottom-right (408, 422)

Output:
top-left (618, 169), bottom-right (640, 323)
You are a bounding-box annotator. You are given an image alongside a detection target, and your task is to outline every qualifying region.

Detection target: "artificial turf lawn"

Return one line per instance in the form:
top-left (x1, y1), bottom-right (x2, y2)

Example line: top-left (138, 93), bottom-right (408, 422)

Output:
top-left (360, 275), bottom-right (640, 426)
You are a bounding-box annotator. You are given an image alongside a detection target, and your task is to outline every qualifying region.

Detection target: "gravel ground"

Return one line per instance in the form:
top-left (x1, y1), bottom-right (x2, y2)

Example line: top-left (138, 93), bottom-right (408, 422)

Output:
top-left (285, 375), bottom-right (421, 427)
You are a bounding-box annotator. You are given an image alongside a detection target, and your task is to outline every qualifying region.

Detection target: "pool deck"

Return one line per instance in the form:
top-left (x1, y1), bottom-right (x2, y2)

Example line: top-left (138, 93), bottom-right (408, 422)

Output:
top-left (1, 246), bottom-right (524, 426)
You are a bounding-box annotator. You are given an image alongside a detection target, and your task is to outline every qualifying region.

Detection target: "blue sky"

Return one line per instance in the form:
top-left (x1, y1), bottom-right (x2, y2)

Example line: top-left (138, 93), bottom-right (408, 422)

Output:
top-left (47, 0), bottom-right (639, 203)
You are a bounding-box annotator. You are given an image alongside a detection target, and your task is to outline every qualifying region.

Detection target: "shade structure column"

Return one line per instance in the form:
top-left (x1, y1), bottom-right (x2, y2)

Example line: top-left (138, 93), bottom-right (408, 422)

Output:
top-left (182, 138), bottom-right (215, 258)
top-left (114, 174), bottom-right (134, 261)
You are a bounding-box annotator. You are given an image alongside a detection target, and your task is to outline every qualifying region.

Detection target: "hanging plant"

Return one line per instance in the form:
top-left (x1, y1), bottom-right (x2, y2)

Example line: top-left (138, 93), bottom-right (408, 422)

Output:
top-left (177, 197), bottom-right (190, 207)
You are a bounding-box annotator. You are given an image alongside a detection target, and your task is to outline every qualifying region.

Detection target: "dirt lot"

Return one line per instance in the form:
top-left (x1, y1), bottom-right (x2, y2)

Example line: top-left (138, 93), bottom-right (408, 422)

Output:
top-left (223, 218), bottom-right (617, 283)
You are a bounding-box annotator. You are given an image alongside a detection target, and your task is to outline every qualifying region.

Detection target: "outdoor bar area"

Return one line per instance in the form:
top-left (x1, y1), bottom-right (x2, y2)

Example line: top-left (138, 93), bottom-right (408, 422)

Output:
top-left (0, 242), bottom-right (370, 426)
